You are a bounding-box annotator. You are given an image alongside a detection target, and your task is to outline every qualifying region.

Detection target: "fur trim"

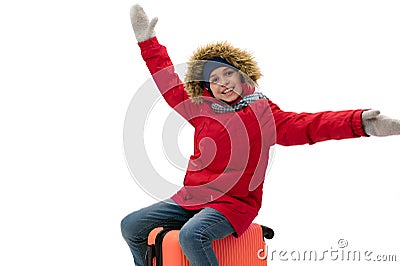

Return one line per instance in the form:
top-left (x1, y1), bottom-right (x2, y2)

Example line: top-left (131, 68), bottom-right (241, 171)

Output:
top-left (184, 41), bottom-right (262, 103)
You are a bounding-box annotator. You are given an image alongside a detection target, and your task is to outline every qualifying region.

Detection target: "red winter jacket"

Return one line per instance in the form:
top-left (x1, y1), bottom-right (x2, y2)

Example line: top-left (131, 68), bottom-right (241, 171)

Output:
top-left (138, 37), bottom-right (367, 237)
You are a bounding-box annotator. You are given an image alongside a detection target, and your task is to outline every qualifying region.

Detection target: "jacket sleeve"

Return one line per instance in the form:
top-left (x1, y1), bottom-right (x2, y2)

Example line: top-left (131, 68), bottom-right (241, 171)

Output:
top-left (138, 37), bottom-right (194, 121)
top-left (268, 99), bottom-right (368, 146)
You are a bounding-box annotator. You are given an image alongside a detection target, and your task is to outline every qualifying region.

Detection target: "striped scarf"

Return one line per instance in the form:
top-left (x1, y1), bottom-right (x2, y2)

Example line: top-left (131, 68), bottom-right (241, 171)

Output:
top-left (211, 92), bottom-right (268, 113)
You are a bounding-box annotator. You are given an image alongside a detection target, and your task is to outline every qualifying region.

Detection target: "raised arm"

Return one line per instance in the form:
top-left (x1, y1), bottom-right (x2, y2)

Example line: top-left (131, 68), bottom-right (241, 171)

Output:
top-left (130, 4), bottom-right (193, 119)
top-left (269, 99), bottom-right (400, 146)
top-left (269, 100), bottom-right (366, 146)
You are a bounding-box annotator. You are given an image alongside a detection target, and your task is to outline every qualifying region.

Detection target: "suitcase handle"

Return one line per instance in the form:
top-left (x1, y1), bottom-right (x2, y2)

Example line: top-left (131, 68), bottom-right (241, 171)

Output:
top-left (261, 225), bottom-right (274, 239)
top-left (145, 244), bottom-right (155, 266)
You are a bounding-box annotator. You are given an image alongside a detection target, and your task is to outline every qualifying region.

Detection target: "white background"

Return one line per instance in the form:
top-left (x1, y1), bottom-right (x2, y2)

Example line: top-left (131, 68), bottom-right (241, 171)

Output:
top-left (1, 0), bottom-right (399, 265)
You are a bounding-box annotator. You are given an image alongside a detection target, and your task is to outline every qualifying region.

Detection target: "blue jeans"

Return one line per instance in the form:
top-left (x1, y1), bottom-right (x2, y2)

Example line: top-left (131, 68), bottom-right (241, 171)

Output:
top-left (121, 199), bottom-right (235, 266)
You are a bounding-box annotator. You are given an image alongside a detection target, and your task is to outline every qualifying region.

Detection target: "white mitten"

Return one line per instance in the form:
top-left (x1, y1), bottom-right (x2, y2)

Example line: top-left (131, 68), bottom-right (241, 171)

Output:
top-left (130, 4), bottom-right (158, 42)
top-left (362, 110), bottom-right (400, 136)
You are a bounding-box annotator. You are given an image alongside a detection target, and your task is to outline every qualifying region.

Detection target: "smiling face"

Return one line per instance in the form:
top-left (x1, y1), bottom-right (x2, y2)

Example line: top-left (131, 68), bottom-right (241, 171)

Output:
top-left (208, 66), bottom-right (243, 103)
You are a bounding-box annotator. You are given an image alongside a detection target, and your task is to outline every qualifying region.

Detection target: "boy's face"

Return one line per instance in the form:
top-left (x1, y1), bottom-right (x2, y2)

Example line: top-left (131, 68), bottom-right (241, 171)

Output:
top-left (208, 66), bottom-right (243, 103)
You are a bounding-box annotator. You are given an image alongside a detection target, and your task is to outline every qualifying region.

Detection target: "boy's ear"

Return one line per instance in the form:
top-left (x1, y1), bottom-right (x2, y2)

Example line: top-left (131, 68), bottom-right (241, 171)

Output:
top-left (240, 73), bottom-right (246, 83)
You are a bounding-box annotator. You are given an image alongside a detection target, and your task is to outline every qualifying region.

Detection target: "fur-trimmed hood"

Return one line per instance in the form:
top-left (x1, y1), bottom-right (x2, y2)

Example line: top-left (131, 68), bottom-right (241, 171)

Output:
top-left (184, 41), bottom-right (262, 103)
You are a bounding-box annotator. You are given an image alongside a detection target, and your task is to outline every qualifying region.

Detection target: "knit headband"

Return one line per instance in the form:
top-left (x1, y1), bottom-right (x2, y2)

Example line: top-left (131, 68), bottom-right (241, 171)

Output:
top-left (202, 57), bottom-right (237, 91)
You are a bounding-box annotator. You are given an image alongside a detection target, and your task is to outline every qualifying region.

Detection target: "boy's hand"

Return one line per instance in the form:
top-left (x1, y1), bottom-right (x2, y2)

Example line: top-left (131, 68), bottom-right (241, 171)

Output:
top-left (130, 4), bottom-right (158, 42)
top-left (362, 110), bottom-right (400, 136)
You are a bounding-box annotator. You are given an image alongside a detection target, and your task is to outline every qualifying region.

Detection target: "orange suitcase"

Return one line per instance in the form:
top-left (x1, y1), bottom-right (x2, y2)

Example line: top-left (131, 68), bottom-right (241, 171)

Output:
top-left (145, 223), bottom-right (274, 266)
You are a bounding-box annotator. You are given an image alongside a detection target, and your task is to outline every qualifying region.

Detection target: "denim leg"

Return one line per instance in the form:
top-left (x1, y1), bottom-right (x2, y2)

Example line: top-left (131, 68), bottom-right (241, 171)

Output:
top-left (178, 207), bottom-right (235, 266)
top-left (120, 199), bottom-right (195, 266)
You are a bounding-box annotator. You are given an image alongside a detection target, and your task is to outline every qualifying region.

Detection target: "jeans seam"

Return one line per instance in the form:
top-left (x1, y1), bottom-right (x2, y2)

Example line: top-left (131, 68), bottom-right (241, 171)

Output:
top-left (198, 217), bottom-right (230, 265)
